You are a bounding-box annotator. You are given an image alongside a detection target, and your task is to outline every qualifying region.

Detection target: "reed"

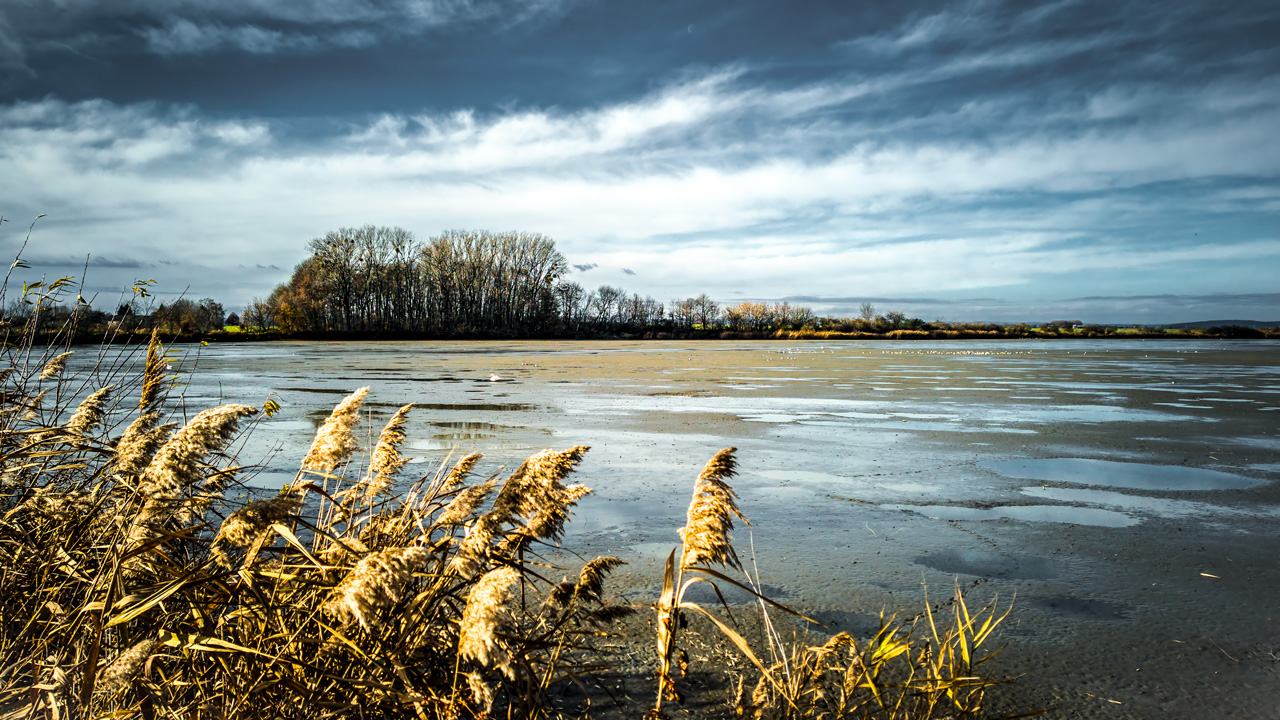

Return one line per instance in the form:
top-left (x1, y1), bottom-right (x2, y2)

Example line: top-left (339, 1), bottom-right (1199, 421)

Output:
top-left (650, 452), bottom-right (1019, 720)
top-left (0, 328), bottom-right (633, 719)
top-left (301, 385), bottom-right (368, 473)
top-left (678, 447), bottom-right (746, 569)
top-left (38, 351), bottom-right (72, 380)
top-left (360, 403), bottom-right (412, 502)
top-left (728, 591), bottom-right (1016, 719)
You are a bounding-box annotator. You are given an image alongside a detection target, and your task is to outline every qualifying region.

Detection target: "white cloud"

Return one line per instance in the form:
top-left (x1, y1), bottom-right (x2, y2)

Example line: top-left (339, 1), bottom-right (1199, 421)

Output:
top-left (141, 19), bottom-right (310, 55)
top-left (1, 64), bottom-right (1277, 309)
top-left (137, 17), bottom-right (384, 55)
top-left (839, 7), bottom-right (973, 55)
top-left (207, 120), bottom-right (270, 146)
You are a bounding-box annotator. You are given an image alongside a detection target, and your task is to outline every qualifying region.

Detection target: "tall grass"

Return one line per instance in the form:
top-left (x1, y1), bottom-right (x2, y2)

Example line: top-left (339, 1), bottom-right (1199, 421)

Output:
top-left (650, 450), bottom-right (1018, 720)
top-left (0, 271), bottom-right (1019, 719)
top-left (0, 328), bottom-right (635, 718)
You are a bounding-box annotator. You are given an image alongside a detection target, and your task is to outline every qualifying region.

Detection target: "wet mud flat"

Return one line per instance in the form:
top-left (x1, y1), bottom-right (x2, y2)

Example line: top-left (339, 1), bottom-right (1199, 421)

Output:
top-left (162, 339), bottom-right (1280, 718)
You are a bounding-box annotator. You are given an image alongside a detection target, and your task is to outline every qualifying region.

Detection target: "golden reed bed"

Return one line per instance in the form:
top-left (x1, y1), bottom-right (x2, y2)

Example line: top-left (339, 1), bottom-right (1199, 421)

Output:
top-left (1, 331), bottom-right (1017, 720)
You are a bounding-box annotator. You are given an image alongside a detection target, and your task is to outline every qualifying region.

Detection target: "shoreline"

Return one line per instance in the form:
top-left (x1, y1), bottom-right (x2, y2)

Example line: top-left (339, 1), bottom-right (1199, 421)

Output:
top-left (41, 326), bottom-right (1280, 346)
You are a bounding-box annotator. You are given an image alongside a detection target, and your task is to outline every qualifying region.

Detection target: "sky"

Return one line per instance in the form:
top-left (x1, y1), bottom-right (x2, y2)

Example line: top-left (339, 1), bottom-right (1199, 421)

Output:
top-left (0, 0), bottom-right (1277, 323)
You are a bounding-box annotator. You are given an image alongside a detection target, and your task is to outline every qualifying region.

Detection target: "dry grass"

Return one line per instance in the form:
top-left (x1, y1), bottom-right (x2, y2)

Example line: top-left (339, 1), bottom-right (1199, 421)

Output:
top-left (651, 450), bottom-right (1021, 720)
top-left (727, 592), bottom-right (1017, 719)
top-left (0, 329), bottom-right (635, 719)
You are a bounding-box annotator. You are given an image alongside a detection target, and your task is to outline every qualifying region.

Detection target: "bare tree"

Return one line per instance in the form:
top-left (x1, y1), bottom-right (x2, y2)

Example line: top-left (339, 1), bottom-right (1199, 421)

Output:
top-left (555, 280), bottom-right (586, 329)
top-left (670, 298), bottom-right (696, 328)
top-left (691, 294), bottom-right (720, 328)
top-left (587, 285), bottom-right (626, 327)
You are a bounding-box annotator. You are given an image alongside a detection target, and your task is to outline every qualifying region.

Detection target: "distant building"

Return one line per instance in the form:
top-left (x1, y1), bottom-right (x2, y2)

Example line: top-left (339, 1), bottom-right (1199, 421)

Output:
top-left (1042, 319), bottom-right (1083, 331)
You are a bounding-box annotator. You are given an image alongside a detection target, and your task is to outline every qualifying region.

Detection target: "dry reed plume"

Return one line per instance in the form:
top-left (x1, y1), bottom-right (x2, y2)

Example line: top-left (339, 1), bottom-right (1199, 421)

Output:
top-left (93, 638), bottom-right (158, 701)
top-left (113, 419), bottom-right (175, 477)
top-left (137, 403), bottom-right (258, 501)
top-left (326, 545), bottom-right (432, 629)
top-left (67, 385), bottom-right (112, 436)
top-left (437, 478), bottom-right (495, 527)
top-left (214, 481), bottom-right (311, 548)
top-left (678, 446), bottom-right (746, 570)
top-left (442, 452), bottom-right (482, 492)
top-left (360, 402), bottom-right (412, 502)
top-left (138, 331), bottom-right (166, 412)
top-left (38, 351), bottom-right (71, 380)
top-left (459, 566), bottom-right (521, 674)
top-left (301, 385), bottom-right (368, 473)
top-left (450, 446), bottom-right (591, 580)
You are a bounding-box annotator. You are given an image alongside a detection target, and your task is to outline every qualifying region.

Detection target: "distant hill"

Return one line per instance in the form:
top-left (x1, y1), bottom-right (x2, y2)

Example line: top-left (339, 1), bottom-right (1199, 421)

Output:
top-left (1163, 320), bottom-right (1280, 329)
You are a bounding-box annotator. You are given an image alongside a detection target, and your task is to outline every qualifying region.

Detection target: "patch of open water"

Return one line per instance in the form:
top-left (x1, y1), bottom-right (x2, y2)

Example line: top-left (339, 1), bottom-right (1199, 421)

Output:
top-left (1030, 595), bottom-right (1133, 622)
top-left (884, 503), bottom-right (1139, 527)
top-left (983, 457), bottom-right (1263, 491)
top-left (914, 549), bottom-right (1059, 579)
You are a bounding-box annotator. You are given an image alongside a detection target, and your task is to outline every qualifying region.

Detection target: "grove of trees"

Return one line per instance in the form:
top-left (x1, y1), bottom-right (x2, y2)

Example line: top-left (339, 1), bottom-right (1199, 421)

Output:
top-left (151, 298), bottom-right (225, 334)
top-left (245, 227), bottom-right (822, 337)
top-left (246, 227), bottom-right (566, 335)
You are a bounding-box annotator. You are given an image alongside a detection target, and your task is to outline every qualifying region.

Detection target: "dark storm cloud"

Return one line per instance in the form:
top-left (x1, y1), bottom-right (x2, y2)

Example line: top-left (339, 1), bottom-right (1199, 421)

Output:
top-left (0, 0), bottom-right (572, 59)
top-left (6, 0), bottom-right (1278, 132)
top-left (21, 255), bottom-right (146, 269)
top-left (1, 0), bottom-right (1256, 116)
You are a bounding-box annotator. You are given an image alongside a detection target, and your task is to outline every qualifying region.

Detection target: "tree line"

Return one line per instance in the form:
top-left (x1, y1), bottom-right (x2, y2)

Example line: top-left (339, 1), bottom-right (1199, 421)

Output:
top-left (8, 224), bottom-right (1275, 343)
top-left (5, 296), bottom-right (226, 335)
top-left (133, 224), bottom-right (1263, 340)
top-left (241, 226), bottom-right (822, 337)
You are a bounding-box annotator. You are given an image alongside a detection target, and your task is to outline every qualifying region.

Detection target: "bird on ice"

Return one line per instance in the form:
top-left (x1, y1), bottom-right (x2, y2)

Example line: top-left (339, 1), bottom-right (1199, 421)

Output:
top-left (489, 373), bottom-right (501, 382)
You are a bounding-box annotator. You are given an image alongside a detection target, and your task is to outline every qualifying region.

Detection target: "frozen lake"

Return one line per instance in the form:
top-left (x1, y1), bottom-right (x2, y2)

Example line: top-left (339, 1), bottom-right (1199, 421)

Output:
top-left (71, 338), bottom-right (1280, 718)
